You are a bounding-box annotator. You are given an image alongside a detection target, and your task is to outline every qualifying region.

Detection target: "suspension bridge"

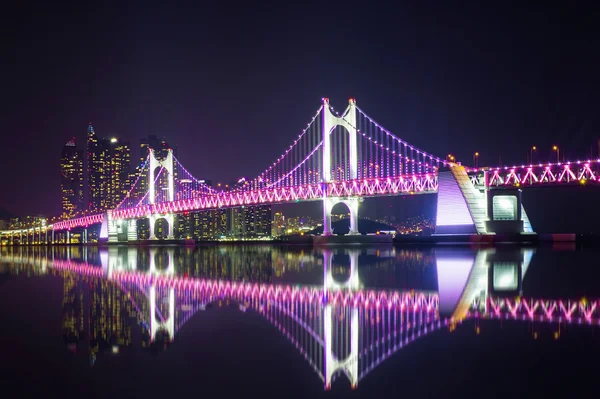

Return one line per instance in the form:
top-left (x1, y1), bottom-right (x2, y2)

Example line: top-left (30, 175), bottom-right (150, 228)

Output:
top-left (2, 246), bottom-right (599, 390)
top-left (3, 97), bottom-right (600, 243)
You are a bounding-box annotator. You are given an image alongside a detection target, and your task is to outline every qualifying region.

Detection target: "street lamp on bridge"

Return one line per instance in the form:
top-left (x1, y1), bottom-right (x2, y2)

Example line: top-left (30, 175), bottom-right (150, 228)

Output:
top-left (473, 152), bottom-right (479, 168)
top-left (447, 154), bottom-right (455, 163)
top-left (529, 146), bottom-right (536, 164)
top-left (553, 145), bottom-right (560, 163)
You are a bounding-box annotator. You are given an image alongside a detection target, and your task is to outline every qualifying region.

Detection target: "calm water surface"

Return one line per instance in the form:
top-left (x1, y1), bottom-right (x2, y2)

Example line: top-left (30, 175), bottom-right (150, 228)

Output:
top-left (1, 244), bottom-right (599, 398)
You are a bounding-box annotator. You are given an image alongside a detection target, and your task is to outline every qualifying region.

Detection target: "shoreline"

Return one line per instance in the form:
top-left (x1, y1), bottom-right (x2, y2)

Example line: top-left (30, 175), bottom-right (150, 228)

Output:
top-left (5, 232), bottom-right (599, 247)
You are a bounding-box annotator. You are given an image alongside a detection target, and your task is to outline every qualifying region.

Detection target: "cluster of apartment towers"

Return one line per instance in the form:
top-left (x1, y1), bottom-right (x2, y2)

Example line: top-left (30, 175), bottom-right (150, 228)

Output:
top-left (60, 123), bottom-right (271, 241)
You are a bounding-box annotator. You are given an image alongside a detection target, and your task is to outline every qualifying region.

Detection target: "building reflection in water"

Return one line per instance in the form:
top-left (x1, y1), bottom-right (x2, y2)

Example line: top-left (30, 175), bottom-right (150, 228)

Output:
top-left (0, 244), bottom-right (598, 390)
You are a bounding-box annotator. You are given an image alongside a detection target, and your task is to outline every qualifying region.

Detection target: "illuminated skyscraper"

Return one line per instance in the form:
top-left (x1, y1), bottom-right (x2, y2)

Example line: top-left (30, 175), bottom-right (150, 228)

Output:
top-left (229, 205), bottom-right (272, 238)
top-left (87, 123), bottom-right (109, 213)
top-left (86, 123), bottom-right (132, 212)
top-left (60, 138), bottom-right (84, 218)
top-left (273, 212), bottom-right (284, 236)
top-left (250, 205), bottom-right (272, 237)
top-left (107, 138), bottom-right (131, 209)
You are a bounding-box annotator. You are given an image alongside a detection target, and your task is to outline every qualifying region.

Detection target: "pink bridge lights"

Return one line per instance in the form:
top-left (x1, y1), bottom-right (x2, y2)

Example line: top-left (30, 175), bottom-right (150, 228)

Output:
top-left (469, 159), bottom-right (600, 187)
top-left (47, 174), bottom-right (437, 231)
top-left (12, 99), bottom-right (600, 236)
top-left (50, 257), bottom-right (600, 325)
top-left (48, 257), bottom-right (439, 313)
top-left (52, 213), bottom-right (104, 231)
top-left (9, 250), bottom-right (600, 391)
top-left (110, 175), bottom-right (438, 220)
top-left (469, 296), bottom-right (600, 325)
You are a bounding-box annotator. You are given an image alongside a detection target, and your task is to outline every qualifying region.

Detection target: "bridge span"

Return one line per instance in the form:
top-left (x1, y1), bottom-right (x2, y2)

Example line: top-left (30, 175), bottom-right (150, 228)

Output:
top-left (8, 98), bottom-right (600, 244)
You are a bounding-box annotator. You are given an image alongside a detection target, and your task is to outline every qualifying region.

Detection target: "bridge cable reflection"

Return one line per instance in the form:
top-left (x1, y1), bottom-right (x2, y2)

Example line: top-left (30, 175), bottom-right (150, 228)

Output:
top-left (2, 246), bottom-right (600, 390)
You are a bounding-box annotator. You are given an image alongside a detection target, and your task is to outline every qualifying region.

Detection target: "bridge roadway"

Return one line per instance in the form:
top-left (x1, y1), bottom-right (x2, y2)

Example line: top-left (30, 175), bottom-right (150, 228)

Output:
top-left (0, 173), bottom-right (438, 235)
top-left (6, 157), bottom-right (600, 238)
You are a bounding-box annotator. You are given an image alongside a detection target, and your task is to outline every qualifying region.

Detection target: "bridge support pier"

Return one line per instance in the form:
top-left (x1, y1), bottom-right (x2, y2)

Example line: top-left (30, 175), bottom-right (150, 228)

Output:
top-left (435, 166), bottom-right (534, 235)
top-left (127, 219), bottom-right (137, 241)
top-left (149, 214), bottom-right (156, 240)
top-left (322, 197), bottom-right (334, 236)
top-left (106, 210), bottom-right (119, 243)
top-left (323, 197), bottom-right (361, 236)
top-left (149, 213), bottom-right (174, 240)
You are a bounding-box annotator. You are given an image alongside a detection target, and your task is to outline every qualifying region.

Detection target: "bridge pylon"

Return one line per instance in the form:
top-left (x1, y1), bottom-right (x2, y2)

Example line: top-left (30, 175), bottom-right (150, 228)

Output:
top-left (321, 99), bottom-right (360, 236)
top-left (148, 148), bottom-right (175, 240)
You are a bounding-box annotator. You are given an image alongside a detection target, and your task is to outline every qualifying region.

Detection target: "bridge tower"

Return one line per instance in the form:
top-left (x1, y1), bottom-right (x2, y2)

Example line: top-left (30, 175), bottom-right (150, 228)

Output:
top-left (148, 148), bottom-right (175, 240)
top-left (321, 98), bottom-right (360, 236)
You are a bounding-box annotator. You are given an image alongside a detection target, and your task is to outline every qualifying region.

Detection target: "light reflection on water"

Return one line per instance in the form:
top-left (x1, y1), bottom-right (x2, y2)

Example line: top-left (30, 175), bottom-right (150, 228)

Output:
top-left (0, 244), bottom-right (598, 391)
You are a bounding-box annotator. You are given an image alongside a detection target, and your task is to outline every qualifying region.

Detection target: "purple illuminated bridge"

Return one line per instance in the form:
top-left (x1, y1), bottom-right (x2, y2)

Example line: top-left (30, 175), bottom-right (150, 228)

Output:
top-left (5, 97), bottom-right (598, 243)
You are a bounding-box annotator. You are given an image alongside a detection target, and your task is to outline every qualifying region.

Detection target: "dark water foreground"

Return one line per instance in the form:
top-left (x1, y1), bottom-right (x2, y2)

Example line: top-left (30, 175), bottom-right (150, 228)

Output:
top-left (1, 244), bottom-right (599, 398)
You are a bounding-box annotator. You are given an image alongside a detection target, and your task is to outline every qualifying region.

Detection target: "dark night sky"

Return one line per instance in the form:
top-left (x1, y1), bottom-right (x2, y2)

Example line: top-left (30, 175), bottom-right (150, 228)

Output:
top-left (2, 2), bottom-right (600, 218)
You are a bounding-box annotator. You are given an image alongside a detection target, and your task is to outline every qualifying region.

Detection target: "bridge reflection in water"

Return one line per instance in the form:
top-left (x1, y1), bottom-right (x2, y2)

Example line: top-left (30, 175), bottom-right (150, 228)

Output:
top-left (1, 245), bottom-right (598, 390)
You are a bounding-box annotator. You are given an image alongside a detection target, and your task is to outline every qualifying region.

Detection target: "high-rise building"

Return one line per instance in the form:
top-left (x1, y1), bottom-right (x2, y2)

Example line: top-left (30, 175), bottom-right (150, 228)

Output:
top-left (250, 205), bottom-right (272, 237)
top-left (60, 138), bottom-right (84, 218)
top-left (86, 123), bottom-right (132, 212)
top-left (87, 123), bottom-right (109, 213)
top-left (176, 208), bottom-right (229, 240)
top-left (229, 205), bottom-right (272, 238)
top-left (107, 138), bottom-right (131, 209)
top-left (272, 212), bottom-right (285, 237)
